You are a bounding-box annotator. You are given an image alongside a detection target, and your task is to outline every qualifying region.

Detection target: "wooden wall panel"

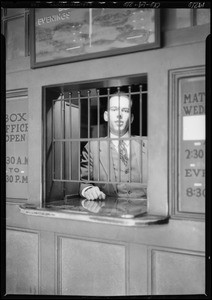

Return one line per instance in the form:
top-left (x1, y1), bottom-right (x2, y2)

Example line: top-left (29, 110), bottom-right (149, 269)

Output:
top-left (57, 236), bottom-right (126, 296)
top-left (151, 249), bottom-right (205, 295)
top-left (6, 228), bottom-right (39, 294)
top-left (39, 231), bottom-right (55, 294)
top-left (128, 244), bottom-right (148, 295)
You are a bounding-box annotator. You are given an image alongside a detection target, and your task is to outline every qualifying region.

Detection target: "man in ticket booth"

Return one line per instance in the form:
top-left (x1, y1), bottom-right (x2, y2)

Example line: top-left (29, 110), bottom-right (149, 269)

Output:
top-left (80, 92), bottom-right (147, 200)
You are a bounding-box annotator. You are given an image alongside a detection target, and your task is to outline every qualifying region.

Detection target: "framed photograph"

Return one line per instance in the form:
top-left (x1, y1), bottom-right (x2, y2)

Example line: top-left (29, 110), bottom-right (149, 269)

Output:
top-left (169, 66), bottom-right (205, 219)
top-left (30, 8), bottom-right (160, 68)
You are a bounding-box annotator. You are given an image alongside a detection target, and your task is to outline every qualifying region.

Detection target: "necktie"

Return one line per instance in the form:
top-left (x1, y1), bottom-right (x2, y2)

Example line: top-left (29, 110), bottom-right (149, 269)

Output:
top-left (119, 140), bottom-right (128, 166)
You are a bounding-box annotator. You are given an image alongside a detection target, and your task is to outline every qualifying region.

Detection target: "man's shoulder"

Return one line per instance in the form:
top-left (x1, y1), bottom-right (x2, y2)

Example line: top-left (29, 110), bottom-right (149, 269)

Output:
top-left (89, 138), bottom-right (107, 145)
top-left (89, 136), bottom-right (147, 148)
top-left (89, 138), bottom-right (107, 152)
top-left (132, 136), bottom-right (148, 147)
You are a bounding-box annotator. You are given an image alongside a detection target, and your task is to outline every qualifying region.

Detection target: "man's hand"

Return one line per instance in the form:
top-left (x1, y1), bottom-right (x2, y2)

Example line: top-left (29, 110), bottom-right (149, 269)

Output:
top-left (82, 199), bottom-right (105, 213)
top-left (84, 186), bottom-right (106, 200)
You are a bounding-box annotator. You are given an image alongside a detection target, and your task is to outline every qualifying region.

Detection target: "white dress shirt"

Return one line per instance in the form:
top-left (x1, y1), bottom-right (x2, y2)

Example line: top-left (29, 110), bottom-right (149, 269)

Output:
top-left (110, 132), bottom-right (130, 157)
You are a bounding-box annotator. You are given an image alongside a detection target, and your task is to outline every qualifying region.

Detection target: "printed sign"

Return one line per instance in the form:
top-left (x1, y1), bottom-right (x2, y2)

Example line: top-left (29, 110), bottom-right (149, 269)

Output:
top-left (179, 76), bottom-right (205, 213)
top-left (6, 97), bottom-right (28, 200)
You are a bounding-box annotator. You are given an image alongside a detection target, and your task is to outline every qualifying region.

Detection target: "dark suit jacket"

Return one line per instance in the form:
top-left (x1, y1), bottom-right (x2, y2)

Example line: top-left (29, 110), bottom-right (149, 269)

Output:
top-left (79, 137), bottom-right (147, 197)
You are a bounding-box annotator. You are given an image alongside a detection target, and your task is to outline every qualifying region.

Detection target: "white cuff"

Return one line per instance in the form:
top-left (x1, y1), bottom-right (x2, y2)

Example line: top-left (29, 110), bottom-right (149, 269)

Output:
top-left (81, 186), bottom-right (93, 197)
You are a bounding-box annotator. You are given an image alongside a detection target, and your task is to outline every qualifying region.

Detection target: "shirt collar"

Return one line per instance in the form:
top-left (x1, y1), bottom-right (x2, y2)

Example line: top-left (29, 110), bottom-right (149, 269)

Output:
top-left (110, 132), bottom-right (130, 147)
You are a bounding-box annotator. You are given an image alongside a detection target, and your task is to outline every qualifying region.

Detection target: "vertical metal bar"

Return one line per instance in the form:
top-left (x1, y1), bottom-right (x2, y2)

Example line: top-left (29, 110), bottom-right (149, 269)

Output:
top-left (128, 85), bottom-right (132, 183)
top-left (63, 95), bottom-right (66, 182)
top-left (60, 94), bottom-right (63, 181)
top-left (87, 90), bottom-right (91, 181)
top-left (78, 91), bottom-right (81, 181)
top-left (107, 88), bottom-right (110, 137)
top-left (69, 92), bottom-right (72, 180)
top-left (64, 95), bottom-right (67, 184)
top-left (117, 87), bottom-right (121, 183)
top-left (139, 85), bottom-right (143, 183)
top-left (87, 90), bottom-right (91, 139)
top-left (97, 89), bottom-right (100, 181)
top-left (128, 85), bottom-right (132, 136)
top-left (52, 100), bottom-right (55, 180)
top-left (107, 88), bottom-right (110, 182)
top-left (139, 85), bottom-right (143, 136)
top-left (97, 90), bottom-right (100, 138)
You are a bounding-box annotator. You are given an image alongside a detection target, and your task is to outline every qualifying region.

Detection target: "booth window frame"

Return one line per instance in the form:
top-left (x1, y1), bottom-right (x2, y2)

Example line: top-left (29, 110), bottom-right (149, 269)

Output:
top-left (42, 74), bottom-right (148, 206)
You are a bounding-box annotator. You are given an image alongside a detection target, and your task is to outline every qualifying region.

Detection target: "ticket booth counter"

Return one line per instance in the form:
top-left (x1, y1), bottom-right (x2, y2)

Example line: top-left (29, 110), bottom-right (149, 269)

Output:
top-left (4, 7), bottom-right (209, 296)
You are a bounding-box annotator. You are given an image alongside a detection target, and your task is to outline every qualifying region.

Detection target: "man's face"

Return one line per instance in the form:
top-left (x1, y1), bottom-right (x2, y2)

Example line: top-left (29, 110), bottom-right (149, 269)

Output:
top-left (104, 95), bottom-right (132, 137)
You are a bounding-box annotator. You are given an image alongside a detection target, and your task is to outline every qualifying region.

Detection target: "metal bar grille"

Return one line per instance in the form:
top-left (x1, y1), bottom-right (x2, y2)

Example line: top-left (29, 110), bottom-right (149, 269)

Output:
top-left (139, 85), bottom-right (143, 136)
top-left (60, 94), bottom-right (63, 181)
top-left (87, 90), bottom-right (91, 182)
top-left (53, 137), bottom-right (148, 142)
top-left (128, 85), bottom-right (132, 183)
top-left (78, 91), bottom-right (81, 181)
top-left (58, 91), bottom-right (147, 101)
top-left (68, 92), bottom-right (72, 180)
top-left (97, 89), bottom-right (100, 181)
top-left (107, 88), bottom-right (111, 182)
top-left (117, 87), bottom-right (121, 183)
top-left (139, 85), bottom-right (143, 183)
top-left (52, 99), bottom-right (55, 180)
top-left (52, 84), bottom-right (148, 187)
top-left (53, 179), bottom-right (147, 186)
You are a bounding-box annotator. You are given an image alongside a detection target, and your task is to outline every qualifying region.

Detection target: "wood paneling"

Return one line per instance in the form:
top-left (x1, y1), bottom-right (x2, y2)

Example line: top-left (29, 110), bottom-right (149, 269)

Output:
top-left (39, 231), bottom-right (55, 294)
top-left (128, 244), bottom-right (148, 295)
top-left (6, 205), bottom-right (205, 253)
top-left (151, 249), bottom-right (205, 295)
top-left (6, 228), bottom-right (39, 294)
top-left (57, 236), bottom-right (126, 296)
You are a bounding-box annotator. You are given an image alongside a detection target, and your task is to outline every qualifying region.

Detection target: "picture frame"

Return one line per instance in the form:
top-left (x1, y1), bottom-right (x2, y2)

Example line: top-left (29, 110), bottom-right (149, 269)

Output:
top-left (30, 8), bottom-right (160, 68)
top-left (169, 66), bottom-right (205, 220)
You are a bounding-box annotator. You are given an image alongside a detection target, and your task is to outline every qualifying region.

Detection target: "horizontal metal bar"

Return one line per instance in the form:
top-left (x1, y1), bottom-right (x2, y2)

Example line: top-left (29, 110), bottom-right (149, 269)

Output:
top-left (53, 137), bottom-right (148, 142)
top-left (53, 179), bottom-right (147, 186)
top-left (51, 91), bottom-right (148, 103)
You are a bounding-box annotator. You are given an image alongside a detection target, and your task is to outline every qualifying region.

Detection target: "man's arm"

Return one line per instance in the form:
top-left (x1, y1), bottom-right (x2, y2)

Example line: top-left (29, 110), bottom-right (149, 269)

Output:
top-left (79, 143), bottom-right (106, 200)
top-left (79, 143), bottom-right (94, 195)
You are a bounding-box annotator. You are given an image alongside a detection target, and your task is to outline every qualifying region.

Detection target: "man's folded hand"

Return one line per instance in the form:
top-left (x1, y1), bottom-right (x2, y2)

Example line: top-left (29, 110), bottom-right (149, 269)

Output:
top-left (84, 186), bottom-right (106, 200)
